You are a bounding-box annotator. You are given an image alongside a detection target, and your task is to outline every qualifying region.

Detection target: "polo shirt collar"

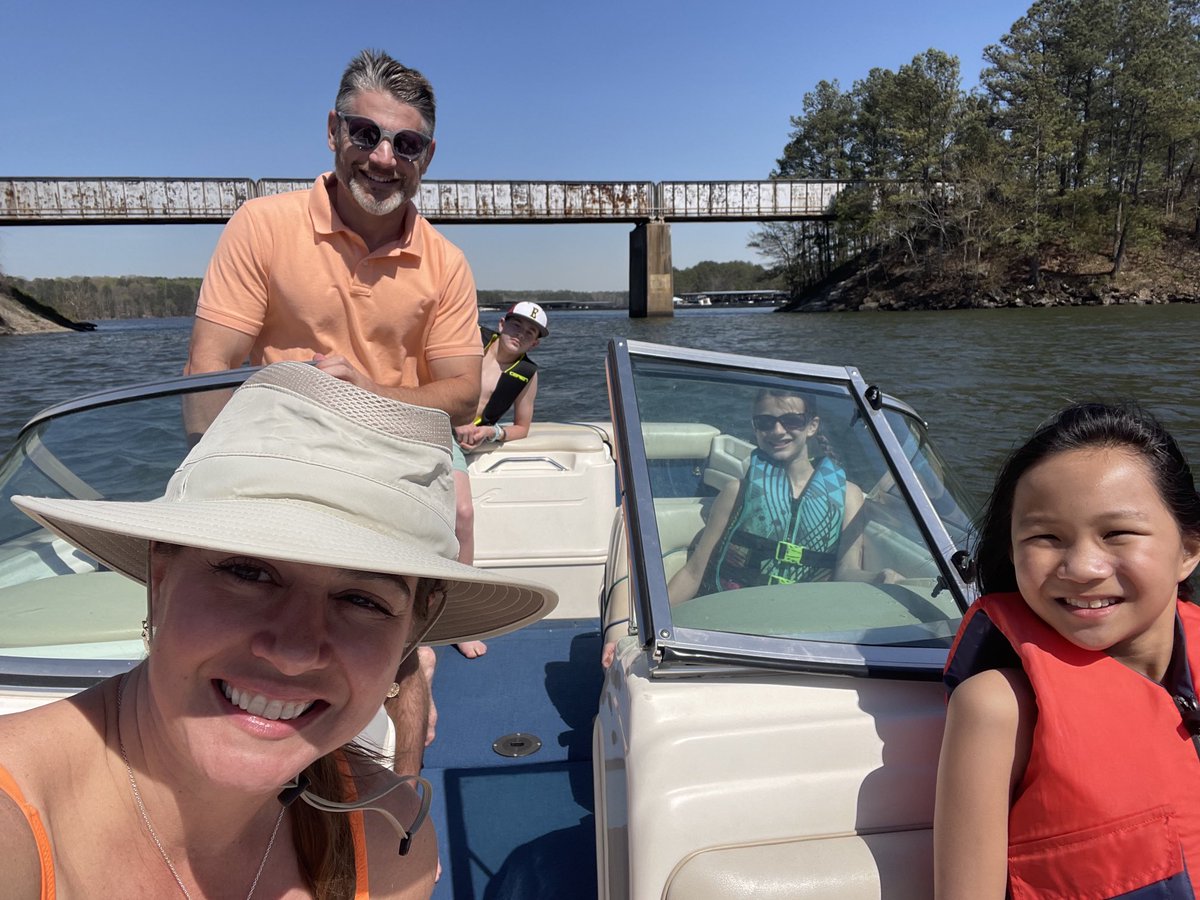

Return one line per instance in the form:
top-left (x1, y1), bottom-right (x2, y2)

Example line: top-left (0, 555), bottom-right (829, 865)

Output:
top-left (308, 172), bottom-right (424, 258)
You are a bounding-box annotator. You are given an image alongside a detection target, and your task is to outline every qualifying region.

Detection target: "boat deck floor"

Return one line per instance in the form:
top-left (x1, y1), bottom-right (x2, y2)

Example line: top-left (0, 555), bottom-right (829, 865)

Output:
top-left (423, 618), bottom-right (601, 899)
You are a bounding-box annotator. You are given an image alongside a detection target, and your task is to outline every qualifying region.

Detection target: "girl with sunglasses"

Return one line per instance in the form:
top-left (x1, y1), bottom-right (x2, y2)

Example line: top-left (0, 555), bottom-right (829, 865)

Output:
top-left (668, 388), bottom-right (888, 606)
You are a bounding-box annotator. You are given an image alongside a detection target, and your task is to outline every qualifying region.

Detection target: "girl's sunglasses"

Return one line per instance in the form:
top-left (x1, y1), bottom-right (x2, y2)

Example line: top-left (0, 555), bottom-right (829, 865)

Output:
top-left (336, 113), bottom-right (432, 161)
top-left (752, 413), bottom-right (809, 432)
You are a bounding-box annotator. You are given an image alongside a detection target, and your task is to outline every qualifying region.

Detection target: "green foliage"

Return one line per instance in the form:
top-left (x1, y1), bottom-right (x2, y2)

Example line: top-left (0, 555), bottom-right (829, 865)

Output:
top-left (759, 0), bottom-right (1200, 294)
top-left (7, 276), bottom-right (202, 320)
top-left (672, 260), bottom-right (777, 294)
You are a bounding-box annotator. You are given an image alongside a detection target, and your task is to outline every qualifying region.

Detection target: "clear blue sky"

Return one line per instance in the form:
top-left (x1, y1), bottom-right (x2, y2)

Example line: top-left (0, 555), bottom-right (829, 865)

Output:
top-left (0, 0), bottom-right (1031, 291)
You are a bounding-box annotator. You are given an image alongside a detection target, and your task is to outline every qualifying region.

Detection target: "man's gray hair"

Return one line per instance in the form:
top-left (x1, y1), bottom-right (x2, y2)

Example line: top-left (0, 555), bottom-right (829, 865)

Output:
top-left (334, 49), bottom-right (436, 135)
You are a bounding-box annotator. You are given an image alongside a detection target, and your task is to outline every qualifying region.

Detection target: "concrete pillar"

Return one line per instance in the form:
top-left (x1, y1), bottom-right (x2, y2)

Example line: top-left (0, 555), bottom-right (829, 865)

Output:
top-left (628, 221), bottom-right (674, 318)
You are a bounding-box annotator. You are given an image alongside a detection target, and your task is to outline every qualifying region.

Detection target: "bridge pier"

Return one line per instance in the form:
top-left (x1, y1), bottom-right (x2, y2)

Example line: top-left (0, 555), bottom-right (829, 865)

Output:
top-left (628, 220), bottom-right (674, 318)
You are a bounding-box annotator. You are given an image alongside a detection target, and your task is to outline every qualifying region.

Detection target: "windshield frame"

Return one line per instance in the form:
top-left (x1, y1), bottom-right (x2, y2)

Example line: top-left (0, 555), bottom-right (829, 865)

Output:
top-left (606, 338), bottom-right (974, 678)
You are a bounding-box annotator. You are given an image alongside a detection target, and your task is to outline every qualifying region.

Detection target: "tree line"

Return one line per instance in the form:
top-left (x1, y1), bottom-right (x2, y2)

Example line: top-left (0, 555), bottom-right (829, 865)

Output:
top-left (6, 276), bottom-right (202, 321)
top-left (6, 264), bottom-right (776, 323)
top-left (752, 0), bottom-right (1200, 300)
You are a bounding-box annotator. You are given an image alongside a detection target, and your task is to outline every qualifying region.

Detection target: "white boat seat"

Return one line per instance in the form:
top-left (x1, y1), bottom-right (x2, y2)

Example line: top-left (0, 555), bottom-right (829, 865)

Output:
top-left (664, 829), bottom-right (934, 899)
top-left (467, 422), bottom-right (618, 620)
top-left (0, 570), bottom-right (143, 648)
top-left (640, 422), bottom-right (719, 459)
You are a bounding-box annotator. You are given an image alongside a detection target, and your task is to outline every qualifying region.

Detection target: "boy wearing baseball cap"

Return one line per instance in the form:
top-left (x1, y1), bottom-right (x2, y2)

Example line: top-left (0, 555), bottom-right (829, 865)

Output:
top-left (446, 302), bottom-right (549, 656)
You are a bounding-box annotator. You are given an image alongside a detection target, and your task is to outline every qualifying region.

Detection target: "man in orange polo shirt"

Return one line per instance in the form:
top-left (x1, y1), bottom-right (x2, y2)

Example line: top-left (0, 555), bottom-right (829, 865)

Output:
top-left (184, 50), bottom-right (483, 778)
top-left (185, 50), bottom-right (481, 420)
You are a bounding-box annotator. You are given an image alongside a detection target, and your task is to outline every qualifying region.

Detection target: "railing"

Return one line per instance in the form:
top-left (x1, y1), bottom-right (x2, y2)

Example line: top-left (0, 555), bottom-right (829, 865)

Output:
top-left (0, 177), bottom-right (868, 225)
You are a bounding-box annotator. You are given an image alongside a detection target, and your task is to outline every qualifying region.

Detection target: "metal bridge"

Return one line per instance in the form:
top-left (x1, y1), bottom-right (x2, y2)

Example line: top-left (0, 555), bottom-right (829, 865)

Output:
top-left (0, 177), bottom-right (853, 225)
top-left (0, 177), bottom-right (862, 316)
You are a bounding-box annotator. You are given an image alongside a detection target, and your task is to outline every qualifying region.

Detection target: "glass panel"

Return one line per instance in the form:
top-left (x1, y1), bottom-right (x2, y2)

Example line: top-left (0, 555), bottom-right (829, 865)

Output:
top-left (629, 355), bottom-right (974, 651)
top-left (880, 409), bottom-right (979, 550)
top-left (0, 388), bottom-right (217, 664)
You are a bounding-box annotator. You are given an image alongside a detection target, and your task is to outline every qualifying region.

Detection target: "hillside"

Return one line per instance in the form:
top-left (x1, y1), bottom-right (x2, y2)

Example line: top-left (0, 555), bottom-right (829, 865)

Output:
top-left (783, 231), bottom-right (1200, 313)
top-left (0, 282), bottom-right (94, 335)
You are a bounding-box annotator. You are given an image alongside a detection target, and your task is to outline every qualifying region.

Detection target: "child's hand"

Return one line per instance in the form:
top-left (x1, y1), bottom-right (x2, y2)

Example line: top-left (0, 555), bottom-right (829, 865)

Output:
top-left (454, 424), bottom-right (489, 451)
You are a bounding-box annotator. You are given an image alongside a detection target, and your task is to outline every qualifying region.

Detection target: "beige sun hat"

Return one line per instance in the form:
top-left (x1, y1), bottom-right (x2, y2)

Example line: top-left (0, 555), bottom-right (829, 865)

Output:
top-left (11, 362), bottom-right (557, 644)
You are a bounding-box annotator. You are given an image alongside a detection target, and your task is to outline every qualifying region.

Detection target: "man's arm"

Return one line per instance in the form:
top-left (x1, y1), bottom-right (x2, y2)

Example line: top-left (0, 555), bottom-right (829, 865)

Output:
top-left (181, 319), bottom-right (258, 440)
top-left (184, 318), bottom-right (256, 375)
top-left (411, 354), bottom-right (480, 425)
top-left (314, 353), bottom-right (480, 425)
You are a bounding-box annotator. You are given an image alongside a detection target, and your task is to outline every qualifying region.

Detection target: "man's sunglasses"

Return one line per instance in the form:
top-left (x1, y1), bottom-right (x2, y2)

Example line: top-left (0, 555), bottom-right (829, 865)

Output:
top-left (336, 113), bottom-right (432, 161)
top-left (752, 413), bottom-right (810, 432)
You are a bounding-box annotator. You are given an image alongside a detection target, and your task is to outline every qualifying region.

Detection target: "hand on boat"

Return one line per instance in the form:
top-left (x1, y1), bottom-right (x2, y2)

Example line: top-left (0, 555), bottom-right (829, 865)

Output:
top-left (454, 424), bottom-right (492, 451)
top-left (601, 640), bottom-right (617, 669)
top-left (312, 353), bottom-right (375, 391)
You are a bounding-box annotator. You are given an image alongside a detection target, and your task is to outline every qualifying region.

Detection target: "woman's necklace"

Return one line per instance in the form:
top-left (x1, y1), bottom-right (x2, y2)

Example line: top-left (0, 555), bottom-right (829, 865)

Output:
top-left (116, 674), bottom-right (286, 900)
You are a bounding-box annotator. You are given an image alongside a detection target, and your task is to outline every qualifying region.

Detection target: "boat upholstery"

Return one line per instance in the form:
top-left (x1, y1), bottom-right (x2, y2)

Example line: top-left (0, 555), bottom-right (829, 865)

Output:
top-left (467, 422), bottom-right (618, 620)
top-left (596, 422), bottom-right (949, 897)
top-left (662, 828), bottom-right (934, 898)
top-left (595, 648), bottom-right (944, 899)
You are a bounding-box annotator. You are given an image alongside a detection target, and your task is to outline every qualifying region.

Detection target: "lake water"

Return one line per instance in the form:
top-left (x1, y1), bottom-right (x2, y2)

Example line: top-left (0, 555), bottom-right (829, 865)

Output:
top-left (3, 303), bottom-right (1199, 499)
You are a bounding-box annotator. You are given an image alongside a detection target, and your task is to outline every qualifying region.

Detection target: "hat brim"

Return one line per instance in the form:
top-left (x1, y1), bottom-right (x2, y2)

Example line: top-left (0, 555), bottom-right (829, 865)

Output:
top-left (13, 495), bottom-right (557, 645)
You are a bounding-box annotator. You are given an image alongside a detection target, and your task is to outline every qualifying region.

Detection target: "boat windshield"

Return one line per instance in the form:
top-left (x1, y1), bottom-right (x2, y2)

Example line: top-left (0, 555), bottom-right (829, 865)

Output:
top-left (0, 378), bottom-right (243, 675)
top-left (611, 343), bottom-right (979, 668)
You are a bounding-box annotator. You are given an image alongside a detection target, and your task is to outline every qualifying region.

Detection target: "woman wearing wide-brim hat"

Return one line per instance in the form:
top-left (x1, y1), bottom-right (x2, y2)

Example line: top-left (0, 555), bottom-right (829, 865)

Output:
top-left (0, 362), bottom-right (556, 900)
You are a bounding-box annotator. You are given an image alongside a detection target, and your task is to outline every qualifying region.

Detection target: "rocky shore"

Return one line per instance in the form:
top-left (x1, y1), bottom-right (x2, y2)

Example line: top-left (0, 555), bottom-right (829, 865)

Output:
top-left (784, 248), bottom-right (1200, 314)
top-left (0, 283), bottom-right (96, 335)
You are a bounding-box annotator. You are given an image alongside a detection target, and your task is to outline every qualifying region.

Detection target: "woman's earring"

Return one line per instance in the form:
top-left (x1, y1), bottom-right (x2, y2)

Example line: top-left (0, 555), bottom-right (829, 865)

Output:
top-left (140, 619), bottom-right (152, 654)
top-left (386, 682), bottom-right (401, 699)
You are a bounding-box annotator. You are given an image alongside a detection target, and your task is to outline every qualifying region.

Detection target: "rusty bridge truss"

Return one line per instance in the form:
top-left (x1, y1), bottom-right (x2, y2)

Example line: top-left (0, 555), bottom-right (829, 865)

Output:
top-left (0, 177), bottom-right (861, 226)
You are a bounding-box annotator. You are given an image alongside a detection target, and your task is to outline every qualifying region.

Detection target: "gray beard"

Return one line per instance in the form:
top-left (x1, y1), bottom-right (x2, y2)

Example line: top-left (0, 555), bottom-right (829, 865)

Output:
top-left (347, 176), bottom-right (411, 217)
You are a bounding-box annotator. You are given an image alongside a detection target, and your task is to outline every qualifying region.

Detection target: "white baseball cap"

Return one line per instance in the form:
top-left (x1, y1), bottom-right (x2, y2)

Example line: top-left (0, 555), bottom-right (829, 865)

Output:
top-left (505, 301), bottom-right (549, 337)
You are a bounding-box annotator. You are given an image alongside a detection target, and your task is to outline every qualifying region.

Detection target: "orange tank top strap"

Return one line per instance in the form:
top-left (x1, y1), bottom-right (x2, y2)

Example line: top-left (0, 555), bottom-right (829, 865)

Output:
top-left (334, 751), bottom-right (371, 900)
top-left (0, 762), bottom-right (55, 900)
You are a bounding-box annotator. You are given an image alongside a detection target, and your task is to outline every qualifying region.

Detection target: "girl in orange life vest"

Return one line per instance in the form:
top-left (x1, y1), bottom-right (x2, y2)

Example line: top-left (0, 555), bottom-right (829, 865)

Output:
top-left (934, 403), bottom-right (1200, 900)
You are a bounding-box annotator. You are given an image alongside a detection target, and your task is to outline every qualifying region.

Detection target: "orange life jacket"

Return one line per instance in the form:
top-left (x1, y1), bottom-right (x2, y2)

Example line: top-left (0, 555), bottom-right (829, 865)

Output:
top-left (945, 592), bottom-right (1200, 899)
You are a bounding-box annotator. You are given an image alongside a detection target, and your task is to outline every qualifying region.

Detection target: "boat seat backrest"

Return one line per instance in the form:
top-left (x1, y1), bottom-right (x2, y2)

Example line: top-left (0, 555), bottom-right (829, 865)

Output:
top-left (601, 498), bottom-right (709, 636)
top-left (702, 433), bottom-right (753, 491)
top-left (468, 422), bottom-right (608, 455)
top-left (640, 422), bottom-right (720, 460)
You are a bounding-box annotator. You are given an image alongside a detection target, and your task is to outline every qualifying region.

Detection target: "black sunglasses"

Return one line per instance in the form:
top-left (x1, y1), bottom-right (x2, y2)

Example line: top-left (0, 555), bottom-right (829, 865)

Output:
top-left (336, 113), bottom-right (432, 161)
top-left (752, 412), bottom-right (809, 432)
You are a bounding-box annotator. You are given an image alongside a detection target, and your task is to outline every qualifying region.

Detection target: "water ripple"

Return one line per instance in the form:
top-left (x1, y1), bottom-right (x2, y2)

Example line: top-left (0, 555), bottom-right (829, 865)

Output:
top-left (3, 305), bottom-right (1199, 499)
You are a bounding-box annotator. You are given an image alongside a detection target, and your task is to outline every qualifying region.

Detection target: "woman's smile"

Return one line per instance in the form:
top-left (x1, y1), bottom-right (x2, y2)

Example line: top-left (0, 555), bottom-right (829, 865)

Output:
top-left (219, 680), bottom-right (318, 721)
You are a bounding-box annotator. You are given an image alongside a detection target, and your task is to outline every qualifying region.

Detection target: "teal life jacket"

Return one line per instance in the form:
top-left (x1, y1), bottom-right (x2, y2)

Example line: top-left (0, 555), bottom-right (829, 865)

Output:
top-left (702, 452), bottom-right (847, 593)
top-left (474, 325), bottom-right (538, 426)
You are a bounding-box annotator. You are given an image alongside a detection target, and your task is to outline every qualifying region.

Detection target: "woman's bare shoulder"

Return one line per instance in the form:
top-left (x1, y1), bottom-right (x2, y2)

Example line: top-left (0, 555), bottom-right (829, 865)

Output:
top-left (0, 691), bottom-right (108, 900)
top-left (0, 681), bottom-right (112, 800)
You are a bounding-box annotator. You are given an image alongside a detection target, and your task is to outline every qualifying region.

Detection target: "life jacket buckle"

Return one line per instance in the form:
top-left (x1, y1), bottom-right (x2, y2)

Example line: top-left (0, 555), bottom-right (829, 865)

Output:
top-left (775, 540), bottom-right (807, 565)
